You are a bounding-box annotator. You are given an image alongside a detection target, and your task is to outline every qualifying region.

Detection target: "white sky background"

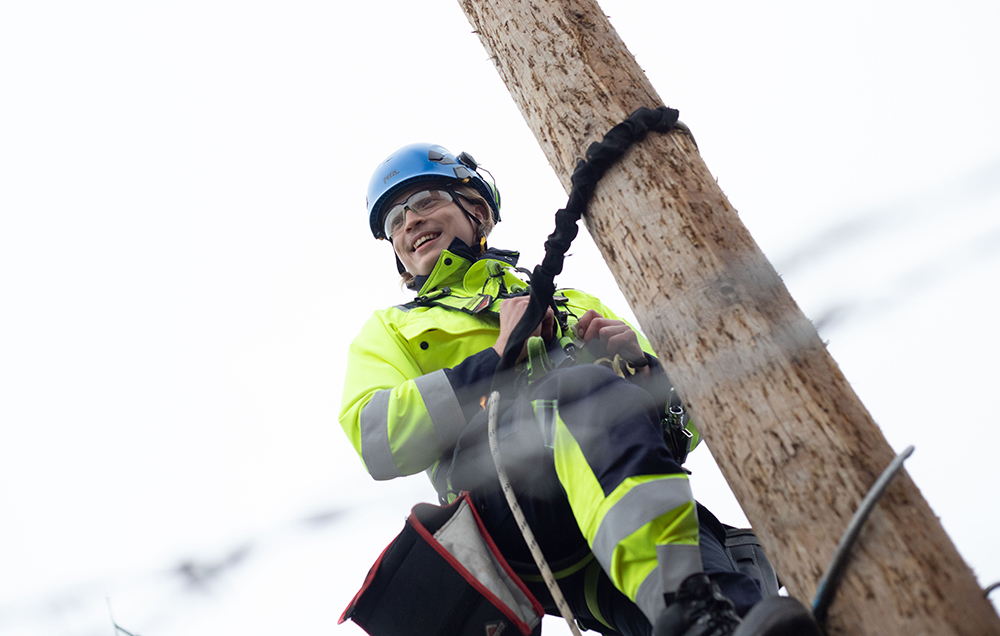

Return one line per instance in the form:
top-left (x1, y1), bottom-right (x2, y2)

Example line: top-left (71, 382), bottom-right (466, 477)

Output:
top-left (2, 0), bottom-right (998, 634)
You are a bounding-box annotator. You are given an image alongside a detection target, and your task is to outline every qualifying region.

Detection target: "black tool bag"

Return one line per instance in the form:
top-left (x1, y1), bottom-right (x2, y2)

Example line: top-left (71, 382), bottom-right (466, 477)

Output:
top-left (340, 493), bottom-right (544, 636)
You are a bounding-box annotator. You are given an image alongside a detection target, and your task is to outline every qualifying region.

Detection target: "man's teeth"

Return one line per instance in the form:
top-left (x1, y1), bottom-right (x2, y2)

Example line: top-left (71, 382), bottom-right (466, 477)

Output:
top-left (413, 234), bottom-right (439, 250)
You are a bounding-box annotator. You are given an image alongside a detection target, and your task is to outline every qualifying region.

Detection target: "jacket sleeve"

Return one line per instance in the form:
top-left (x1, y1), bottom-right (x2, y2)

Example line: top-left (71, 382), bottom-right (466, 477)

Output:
top-left (338, 310), bottom-right (497, 480)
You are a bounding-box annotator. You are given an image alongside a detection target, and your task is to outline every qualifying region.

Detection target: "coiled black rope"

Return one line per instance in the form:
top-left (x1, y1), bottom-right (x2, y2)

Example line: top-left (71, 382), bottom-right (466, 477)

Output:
top-left (495, 106), bottom-right (680, 375)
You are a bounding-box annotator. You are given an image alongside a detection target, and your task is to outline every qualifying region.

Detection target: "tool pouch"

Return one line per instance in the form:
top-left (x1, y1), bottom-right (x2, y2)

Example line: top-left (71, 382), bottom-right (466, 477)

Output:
top-left (340, 493), bottom-right (544, 636)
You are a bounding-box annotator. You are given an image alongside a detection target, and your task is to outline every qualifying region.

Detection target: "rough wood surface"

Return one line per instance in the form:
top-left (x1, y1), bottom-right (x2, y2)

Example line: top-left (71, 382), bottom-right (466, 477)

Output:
top-left (457, 0), bottom-right (1000, 634)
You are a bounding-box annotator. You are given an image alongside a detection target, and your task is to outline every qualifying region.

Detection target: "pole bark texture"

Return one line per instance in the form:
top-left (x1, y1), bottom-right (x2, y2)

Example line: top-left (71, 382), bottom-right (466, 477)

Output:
top-left (456, 1), bottom-right (1000, 634)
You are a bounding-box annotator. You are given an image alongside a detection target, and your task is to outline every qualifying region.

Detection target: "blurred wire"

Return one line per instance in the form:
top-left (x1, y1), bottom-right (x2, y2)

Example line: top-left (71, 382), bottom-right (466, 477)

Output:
top-left (776, 155), bottom-right (1000, 276)
top-left (107, 598), bottom-right (140, 636)
top-left (810, 224), bottom-right (1000, 333)
top-left (175, 544), bottom-right (253, 589)
top-left (0, 503), bottom-right (350, 636)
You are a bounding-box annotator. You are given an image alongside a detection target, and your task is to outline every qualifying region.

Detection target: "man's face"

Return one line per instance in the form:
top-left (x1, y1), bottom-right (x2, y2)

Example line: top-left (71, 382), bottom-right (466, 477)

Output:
top-left (389, 184), bottom-right (484, 276)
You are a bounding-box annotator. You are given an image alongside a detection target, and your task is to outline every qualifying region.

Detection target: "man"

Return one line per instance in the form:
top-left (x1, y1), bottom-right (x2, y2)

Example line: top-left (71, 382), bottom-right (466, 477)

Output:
top-left (340, 142), bottom-right (819, 636)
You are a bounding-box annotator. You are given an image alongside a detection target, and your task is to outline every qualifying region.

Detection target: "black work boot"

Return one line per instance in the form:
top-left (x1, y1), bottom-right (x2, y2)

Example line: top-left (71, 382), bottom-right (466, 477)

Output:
top-left (653, 573), bottom-right (742, 636)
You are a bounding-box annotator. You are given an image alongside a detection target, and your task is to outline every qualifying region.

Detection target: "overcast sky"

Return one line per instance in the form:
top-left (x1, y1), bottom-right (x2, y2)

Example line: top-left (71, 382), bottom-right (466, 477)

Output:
top-left (2, 1), bottom-right (998, 634)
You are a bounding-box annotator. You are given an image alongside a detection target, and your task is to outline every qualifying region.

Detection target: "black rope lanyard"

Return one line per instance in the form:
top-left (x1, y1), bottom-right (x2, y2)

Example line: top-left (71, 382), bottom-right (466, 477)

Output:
top-left (494, 105), bottom-right (681, 376)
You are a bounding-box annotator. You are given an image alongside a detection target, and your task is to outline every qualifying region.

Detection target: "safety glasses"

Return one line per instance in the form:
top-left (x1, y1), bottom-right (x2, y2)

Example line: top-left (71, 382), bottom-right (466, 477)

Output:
top-left (383, 189), bottom-right (455, 239)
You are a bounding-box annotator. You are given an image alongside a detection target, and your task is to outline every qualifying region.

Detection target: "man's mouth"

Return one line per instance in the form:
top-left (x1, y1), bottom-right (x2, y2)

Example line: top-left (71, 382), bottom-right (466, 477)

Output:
top-left (412, 233), bottom-right (440, 251)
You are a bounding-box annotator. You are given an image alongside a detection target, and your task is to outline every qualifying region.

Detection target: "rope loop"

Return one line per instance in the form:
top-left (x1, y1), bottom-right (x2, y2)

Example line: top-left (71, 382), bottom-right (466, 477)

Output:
top-left (495, 106), bottom-right (681, 377)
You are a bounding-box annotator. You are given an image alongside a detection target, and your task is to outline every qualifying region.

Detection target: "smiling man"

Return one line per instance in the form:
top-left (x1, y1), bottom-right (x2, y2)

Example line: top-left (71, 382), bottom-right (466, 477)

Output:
top-left (338, 143), bottom-right (819, 636)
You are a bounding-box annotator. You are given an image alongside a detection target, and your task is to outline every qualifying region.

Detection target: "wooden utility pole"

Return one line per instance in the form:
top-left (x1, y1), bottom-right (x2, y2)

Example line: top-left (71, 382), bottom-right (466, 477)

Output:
top-left (456, 1), bottom-right (1000, 635)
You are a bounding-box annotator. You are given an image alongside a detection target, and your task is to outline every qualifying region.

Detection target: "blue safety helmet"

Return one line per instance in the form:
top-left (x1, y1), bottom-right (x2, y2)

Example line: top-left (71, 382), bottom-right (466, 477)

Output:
top-left (367, 143), bottom-right (501, 240)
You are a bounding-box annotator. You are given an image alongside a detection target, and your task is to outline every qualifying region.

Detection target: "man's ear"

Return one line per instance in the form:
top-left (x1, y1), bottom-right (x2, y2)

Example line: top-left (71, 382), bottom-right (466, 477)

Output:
top-left (472, 202), bottom-right (490, 224)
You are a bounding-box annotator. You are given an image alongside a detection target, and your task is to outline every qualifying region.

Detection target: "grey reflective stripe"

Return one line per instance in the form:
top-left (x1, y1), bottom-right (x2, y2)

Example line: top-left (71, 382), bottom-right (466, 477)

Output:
top-left (359, 389), bottom-right (400, 480)
top-left (635, 565), bottom-right (665, 624)
top-left (591, 477), bottom-right (694, 568)
top-left (634, 544), bottom-right (704, 624)
top-left (658, 543), bottom-right (703, 592)
top-left (359, 372), bottom-right (463, 481)
top-left (413, 370), bottom-right (466, 450)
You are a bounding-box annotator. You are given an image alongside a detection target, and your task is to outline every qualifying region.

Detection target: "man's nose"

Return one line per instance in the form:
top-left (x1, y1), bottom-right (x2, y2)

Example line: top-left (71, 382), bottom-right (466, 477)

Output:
top-left (403, 208), bottom-right (425, 231)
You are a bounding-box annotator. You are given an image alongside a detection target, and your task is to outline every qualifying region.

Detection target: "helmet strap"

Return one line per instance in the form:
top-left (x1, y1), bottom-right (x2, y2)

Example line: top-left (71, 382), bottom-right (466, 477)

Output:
top-left (450, 190), bottom-right (486, 249)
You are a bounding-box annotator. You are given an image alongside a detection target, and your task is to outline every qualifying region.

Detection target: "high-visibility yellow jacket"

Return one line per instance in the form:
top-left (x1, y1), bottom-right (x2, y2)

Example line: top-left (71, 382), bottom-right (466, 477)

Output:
top-left (339, 244), bottom-right (695, 484)
top-left (340, 243), bottom-right (710, 624)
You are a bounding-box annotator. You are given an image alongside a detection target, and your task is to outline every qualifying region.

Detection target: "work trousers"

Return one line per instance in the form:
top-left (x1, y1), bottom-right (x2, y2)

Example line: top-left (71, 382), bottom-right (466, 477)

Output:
top-left (449, 365), bottom-right (762, 635)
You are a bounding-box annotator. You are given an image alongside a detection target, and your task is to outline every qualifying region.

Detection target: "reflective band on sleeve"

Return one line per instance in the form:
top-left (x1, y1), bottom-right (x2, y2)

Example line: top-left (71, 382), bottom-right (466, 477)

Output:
top-left (591, 477), bottom-right (694, 567)
top-left (634, 544), bottom-right (704, 624)
top-left (413, 369), bottom-right (467, 449)
top-left (657, 543), bottom-right (703, 593)
top-left (635, 565), bottom-right (665, 625)
top-left (359, 389), bottom-right (400, 480)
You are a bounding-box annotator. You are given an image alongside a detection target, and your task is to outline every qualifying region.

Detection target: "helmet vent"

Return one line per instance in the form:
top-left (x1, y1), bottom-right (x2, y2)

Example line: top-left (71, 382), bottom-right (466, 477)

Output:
top-left (428, 149), bottom-right (456, 164)
top-left (457, 151), bottom-right (479, 170)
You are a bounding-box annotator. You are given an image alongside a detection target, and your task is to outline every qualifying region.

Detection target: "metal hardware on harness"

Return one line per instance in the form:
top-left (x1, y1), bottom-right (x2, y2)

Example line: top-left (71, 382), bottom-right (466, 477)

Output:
top-left (593, 354), bottom-right (639, 380)
top-left (412, 287), bottom-right (451, 304)
top-left (662, 390), bottom-right (692, 465)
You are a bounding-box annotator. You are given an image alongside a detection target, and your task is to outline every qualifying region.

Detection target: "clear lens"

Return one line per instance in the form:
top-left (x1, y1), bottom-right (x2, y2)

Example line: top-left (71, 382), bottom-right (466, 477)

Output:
top-left (384, 189), bottom-right (453, 238)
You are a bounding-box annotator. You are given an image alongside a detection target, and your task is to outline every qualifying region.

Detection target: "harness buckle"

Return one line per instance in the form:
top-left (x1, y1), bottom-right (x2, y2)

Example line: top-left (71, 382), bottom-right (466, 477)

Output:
top-left (413, 287), bottom-right (451, 304)
top-left (663, 391), bottom-right (693, 465)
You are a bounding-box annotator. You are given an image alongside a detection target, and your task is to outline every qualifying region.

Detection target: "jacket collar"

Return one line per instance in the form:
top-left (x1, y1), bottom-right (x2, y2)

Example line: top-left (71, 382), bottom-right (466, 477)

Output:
top-left (414, 238), bottom-right (520, 296)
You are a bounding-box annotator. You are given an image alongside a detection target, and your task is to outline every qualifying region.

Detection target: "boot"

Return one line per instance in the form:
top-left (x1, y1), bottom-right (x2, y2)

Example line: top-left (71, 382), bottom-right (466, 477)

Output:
top-left (653, 574), bottom-right (824, 636)
top-left (653, 573), bottom-right (742, 636)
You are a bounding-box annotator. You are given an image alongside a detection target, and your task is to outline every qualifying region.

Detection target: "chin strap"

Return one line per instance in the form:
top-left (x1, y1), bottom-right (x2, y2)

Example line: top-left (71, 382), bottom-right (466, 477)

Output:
top-left (450, 189), bottom-right (486, 253)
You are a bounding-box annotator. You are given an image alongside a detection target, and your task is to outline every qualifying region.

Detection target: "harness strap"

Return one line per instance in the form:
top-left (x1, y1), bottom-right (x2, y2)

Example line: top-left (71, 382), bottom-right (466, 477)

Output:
top-left (403, 283), bottom-right (576, 325)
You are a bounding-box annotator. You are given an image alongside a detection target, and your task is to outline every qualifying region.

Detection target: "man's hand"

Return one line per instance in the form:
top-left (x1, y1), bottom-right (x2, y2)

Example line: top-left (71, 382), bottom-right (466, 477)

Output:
top-left (493, 296), bottom-right (555, 360)
top-left (574, 310), bottom-right (646, 367)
